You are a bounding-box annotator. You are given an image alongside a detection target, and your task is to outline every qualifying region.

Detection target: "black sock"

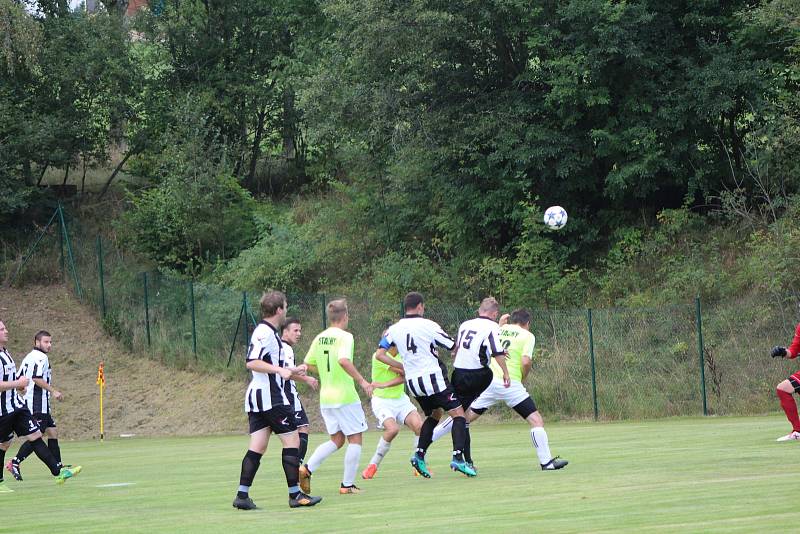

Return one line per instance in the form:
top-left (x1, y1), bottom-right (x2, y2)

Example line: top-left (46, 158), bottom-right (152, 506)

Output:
top-left (16, 440), bottom-right (33, 463)
top-left (463, 423), bottom-right (472, 463)
top-left (238, 449), bottom-right (262, 497)
top-left (416, 416), bottom-right (438, 458)
top-left (282, 447), bottom-right (300, 497)
top-left (0, 448), bottom-right (5, 481)
top-left (451, 416), bottom-right (466, 462)
top-left (31, 438), bottom-right (61, 476)
top-left (48, 439), bottom-right (61, 464)
top-left (299, 433), bottom-right (309, 463)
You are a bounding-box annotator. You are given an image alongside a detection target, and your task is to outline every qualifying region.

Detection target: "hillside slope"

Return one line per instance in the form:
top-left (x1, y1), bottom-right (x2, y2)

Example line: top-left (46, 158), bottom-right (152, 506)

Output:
top-left (0, 285), bottom-right (247, 439)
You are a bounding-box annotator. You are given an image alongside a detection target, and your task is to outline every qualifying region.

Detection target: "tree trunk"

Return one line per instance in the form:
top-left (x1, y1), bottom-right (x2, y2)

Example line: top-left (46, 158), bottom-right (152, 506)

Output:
top-left (99, 150), bottom-right (133, 198)
top-left (81, 154), bottom-right (87, 194)
top-left (62, 166), bottom-right (70, 186)
top-left (282, 86), bottom-right (296, 160)
top-left (247, 104), bottom-right (268, 185)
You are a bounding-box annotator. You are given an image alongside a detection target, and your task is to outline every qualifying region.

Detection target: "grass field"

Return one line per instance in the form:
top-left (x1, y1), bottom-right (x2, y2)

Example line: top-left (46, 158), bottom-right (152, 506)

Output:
top-left (0, 415), bottom-right (797, 533)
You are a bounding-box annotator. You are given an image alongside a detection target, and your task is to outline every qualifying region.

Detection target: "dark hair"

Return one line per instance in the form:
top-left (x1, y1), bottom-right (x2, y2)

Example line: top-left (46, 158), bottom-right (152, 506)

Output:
top-left (510, 309), bottom-right (531, 326)
top-left (34, 330), bottom-right (51, 342)
top-left (260, 290), bottom-right (286, 317)
top-left (404, 292), bottom-right (424, 311)
top-left (282, 317), bottom-right (301, 333)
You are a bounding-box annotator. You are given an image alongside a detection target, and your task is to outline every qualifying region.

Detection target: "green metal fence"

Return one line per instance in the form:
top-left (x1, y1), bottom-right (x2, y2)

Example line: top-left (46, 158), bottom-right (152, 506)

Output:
top-left (6, 206), bottom-right (800, 421)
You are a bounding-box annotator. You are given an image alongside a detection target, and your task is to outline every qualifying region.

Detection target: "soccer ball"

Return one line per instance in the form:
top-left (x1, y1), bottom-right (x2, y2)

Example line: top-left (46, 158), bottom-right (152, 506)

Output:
top-left (543, 206), bottom-right (568, 230)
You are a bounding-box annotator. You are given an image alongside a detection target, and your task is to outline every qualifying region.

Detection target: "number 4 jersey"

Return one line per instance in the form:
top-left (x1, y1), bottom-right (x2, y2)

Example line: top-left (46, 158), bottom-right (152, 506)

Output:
top-left (380, 315), bottom-right (455, 397)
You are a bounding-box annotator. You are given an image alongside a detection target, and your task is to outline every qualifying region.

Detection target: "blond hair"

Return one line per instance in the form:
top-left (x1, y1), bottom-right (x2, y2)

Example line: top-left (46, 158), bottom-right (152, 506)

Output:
top-left (478, 297), bottom-right (499, 315)
top-left (327, 299), bottom-right (348, 324)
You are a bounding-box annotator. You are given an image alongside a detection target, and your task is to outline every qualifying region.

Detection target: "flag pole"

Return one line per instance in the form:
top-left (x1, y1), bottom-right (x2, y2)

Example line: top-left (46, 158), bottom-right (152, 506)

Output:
top-left (97, 362), bottom-right (105, 442)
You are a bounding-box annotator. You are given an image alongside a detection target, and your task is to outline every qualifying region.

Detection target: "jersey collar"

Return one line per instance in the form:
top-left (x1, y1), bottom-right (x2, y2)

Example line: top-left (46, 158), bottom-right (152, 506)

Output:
top-left (404, 313), bottom-right (422, 318)
top-left (260, 319), bottom-right (280, 334)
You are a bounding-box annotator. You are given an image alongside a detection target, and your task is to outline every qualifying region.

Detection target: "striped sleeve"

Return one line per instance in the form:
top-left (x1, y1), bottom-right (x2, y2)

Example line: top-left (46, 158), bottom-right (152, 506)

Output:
top-left (432, 323), bottom-right (455, 350)
top-left (487, 327), bottom-right (505, 356)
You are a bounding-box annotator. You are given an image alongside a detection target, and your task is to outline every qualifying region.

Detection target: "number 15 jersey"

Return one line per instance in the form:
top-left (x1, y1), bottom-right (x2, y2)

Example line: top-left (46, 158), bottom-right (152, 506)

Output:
top-left (380, 315), bottom-right (455, 396)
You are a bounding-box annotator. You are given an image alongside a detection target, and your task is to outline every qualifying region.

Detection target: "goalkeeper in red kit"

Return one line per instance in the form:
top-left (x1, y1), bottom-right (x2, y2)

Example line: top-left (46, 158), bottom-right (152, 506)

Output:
top-left (771, 323), bottom-right (800, 441)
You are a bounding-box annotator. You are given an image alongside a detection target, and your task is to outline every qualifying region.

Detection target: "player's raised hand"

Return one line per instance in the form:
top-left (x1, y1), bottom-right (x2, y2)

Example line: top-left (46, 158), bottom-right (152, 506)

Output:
top-left (499, 313), bottom-right (510, 326)
top-left (772, 346), bottom-right (788, 358)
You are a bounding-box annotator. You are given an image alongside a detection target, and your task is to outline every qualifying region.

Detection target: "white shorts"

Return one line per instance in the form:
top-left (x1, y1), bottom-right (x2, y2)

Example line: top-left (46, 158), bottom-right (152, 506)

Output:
top-left (371, 395), bottom-right (417, 427)
top-left (471, 380), bottom-right (530, 411)
top-left (320, 402), bottom-right (368, 436)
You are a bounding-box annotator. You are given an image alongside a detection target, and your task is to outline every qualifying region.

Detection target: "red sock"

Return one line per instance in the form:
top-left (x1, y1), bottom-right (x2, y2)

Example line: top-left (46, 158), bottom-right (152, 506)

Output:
top-left (777, 389), bottom-right (800, 432)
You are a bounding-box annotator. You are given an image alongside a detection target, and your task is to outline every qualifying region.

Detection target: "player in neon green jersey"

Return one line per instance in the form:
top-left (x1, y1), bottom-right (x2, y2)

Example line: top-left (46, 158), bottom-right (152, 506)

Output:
top-left (431, 309), bottom-right (568, 470)
top-left (362, 334), bottom-right (423, 480)
top-left (300, 299), bottom-right (373, 494)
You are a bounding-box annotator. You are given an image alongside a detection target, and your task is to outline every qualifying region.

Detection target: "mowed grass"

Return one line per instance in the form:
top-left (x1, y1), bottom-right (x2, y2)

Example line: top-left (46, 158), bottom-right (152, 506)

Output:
top-left (1, 415), bottom-right (798, 533)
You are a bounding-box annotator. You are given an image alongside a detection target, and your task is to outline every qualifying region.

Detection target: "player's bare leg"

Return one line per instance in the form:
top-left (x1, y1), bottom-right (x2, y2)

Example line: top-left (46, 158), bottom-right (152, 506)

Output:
top-left (776, 379), bottom-right (800, 441)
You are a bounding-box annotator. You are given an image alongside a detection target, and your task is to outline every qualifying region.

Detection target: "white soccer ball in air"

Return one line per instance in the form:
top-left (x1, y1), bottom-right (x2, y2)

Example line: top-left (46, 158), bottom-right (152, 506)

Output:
top-left (543, 206), bottom-right (568, 230)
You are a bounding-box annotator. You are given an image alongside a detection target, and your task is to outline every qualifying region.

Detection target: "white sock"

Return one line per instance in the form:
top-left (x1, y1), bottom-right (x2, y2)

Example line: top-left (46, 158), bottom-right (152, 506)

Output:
top-left (342, 443), bottom-right (362, 486)
top-left (307, 439), bottom-right (339, 473)
top-left (432, 416), bottom-right (453, 442)
top-left (369, 438), bottom-right (391, 466)
top-left (413, 435), bottom-right (419, 449)
top-left (531, 427), bottom-right (552, 465)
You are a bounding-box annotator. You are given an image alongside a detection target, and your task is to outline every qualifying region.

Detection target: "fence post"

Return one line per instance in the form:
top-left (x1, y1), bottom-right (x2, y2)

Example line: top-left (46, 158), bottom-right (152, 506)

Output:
top-left (321, 293), bottom-right (327, 329)
top-left (588, 308), bottom-right (598, 421)
top-left (243, 292), bottom-right (251, 343)
top-left (57, 204), bottom-right (82, 300)
top-left (96, 235), bottom-right (106, 317)
top-left (696, 296), bottom-right (708, 416)
top-left (189, 280), bottom-right (197, 359)
top-left (143, 272), bottom-right (151, 347)
top-left (227, 294), bottom-right (246, 368)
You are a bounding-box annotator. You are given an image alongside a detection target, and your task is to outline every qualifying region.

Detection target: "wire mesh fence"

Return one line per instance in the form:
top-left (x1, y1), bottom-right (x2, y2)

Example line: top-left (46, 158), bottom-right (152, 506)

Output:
top-left (7, 205), bottom-right (800, 421)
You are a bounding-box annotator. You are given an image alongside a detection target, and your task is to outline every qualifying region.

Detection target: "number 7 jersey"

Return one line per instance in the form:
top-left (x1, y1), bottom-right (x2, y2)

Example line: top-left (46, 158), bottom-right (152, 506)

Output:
top-left (380, 315), bottom-right (455, 396)
top-left (304, 326), bottom-right (360, 408)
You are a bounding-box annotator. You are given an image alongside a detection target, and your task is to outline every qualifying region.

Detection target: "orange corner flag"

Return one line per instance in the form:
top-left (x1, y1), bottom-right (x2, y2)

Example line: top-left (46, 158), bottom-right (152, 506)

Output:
top-left (97, 362), bottom-right (105, 387)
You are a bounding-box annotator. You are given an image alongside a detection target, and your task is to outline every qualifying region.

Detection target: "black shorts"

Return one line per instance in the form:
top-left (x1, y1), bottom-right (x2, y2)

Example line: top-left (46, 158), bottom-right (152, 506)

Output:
top-left (248, 405), bottom-right (297, 435)
top-left (451, 367), bottom-right (494, 410)
top-left (0, 407), bottom-right (40, 442)
top-left (415, 387), bottom-right (462, 416)
top-left (293, 407), bottom-right (309, 428)
top-left (31, 412), bottom-right (57, 431)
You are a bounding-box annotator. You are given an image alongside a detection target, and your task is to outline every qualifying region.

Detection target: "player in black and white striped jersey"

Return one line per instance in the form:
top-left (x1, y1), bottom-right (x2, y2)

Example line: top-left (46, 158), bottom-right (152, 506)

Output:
top-left (280, 317), bottom-right (318, 464)
top-left (375, 292), bottom-right (475, 478)
top-left (0, 320), bottom-right (79, 490)
top-left (233, 291), bottom-right (321, 511)
top-left (450, 297), bottom-right (510, 472)
top-left (7, 330), bottom-right (70, 481)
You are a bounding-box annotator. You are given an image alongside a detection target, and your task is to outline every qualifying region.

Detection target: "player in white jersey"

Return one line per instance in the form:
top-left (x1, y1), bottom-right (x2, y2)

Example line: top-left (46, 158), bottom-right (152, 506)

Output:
top-left (451, 297), bottom-right (510, 471)
top-left (281, 317), bottom-right (318, 464)
top-left (7, 330), bottom-right (70, 481)
top-left (232, 291), bottom-right (321, 511)
top-left (433, 309), bottom-right (568, 470)
top-left (0, 321), bottom-right (79, 491)
top-left (375, 292), bottom-right (474, 477)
